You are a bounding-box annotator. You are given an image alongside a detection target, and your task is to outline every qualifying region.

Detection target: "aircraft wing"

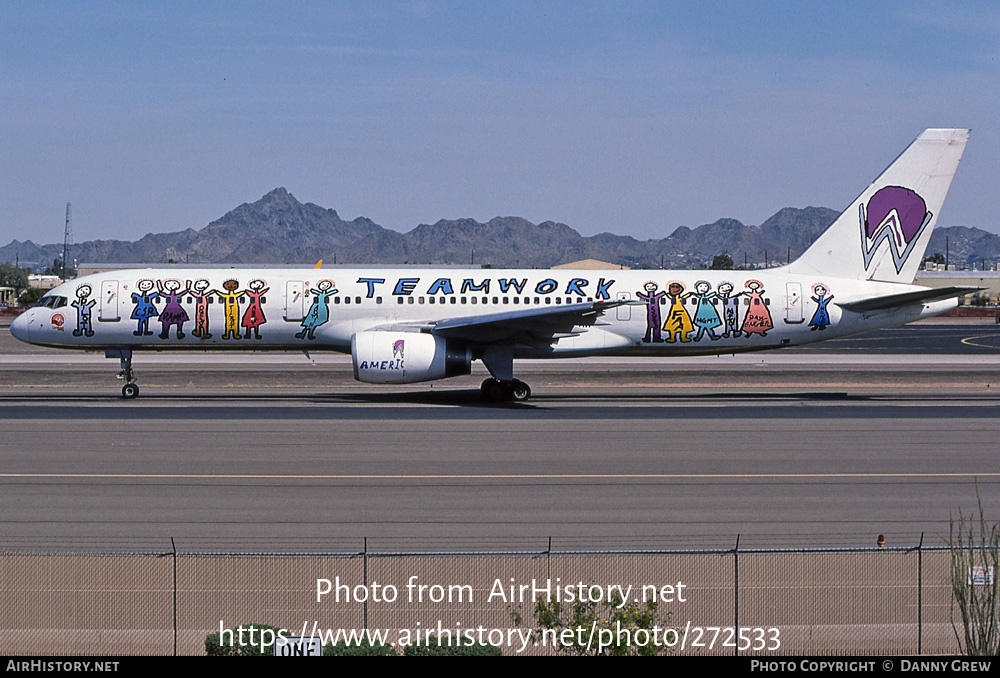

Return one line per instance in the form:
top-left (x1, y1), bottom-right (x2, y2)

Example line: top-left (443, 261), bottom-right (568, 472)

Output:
top-left (836, 286), bottom-right (982, 313)
top-left (376, 300), bottom-right (628, 345)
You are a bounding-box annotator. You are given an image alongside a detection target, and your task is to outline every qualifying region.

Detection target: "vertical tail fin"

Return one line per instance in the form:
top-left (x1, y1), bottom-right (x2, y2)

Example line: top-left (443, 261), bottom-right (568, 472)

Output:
top-left (788, 128), bottom-right (969, 283)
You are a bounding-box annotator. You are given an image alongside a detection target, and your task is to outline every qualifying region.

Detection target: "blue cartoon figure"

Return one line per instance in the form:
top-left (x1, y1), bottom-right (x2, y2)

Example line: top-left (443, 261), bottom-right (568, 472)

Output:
top-left (809, 283), bottom-right (834, 331)
top-left (690, 280), bottom-right (722, 341)
top-left (295, 279), bottom-right (337, 340)
top-left (71, 283), bottom-right (96, 337)
top-left (636, 281), bottom-right (666, 343)
top-left (130, 279), bottom-right (159, 336)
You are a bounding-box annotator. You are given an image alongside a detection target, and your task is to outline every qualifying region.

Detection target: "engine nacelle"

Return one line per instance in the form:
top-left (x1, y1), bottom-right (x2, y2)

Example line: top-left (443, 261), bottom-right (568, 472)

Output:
top-left (351, 331), bottom-right (471, 384)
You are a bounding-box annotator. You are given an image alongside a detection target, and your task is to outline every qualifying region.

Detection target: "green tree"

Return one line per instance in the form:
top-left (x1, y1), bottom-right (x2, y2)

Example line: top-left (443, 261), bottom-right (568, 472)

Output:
top-left (324, 638), bottom-right (398, 656)
top-left (710, 254), bottom-right (734, 270)
top-left (17, 287), bottom-right (45, 306)
top-left (43, 257), bottom-right (75, 279)
top-left (950, 488), bottom-right (1000, 656)
top-left (402, 633), bottom-right (502, 656)
top-left (204, 623), bottom-right (287, 656)
top-left (512, 591), bottom-right (679, 656)
top-left (0, 263), bottom-right (29, 293)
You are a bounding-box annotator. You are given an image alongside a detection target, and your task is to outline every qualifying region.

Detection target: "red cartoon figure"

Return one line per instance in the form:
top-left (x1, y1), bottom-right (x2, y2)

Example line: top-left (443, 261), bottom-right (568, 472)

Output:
top-left (741, 279), bottom-right (773, 338)
top-left (189, 278), bottom-right (216, 339)
top-left (241, 278), bottom-right (269, 339)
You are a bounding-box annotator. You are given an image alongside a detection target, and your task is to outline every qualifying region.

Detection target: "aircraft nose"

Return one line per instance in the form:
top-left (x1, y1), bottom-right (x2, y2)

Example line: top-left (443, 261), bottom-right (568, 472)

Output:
top-left (9, 311), bottom-right (31, 343)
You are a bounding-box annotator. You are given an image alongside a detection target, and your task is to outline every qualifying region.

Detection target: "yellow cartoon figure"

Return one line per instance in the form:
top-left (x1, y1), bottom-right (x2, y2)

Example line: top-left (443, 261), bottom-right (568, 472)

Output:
top-left (216, 279), bottom-right (246, 340)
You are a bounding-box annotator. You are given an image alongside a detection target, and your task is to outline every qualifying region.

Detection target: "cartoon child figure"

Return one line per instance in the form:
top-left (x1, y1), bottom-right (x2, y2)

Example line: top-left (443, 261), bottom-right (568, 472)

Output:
top-left (130, 279), bottom-right (159, 336)
top-left (809, 283), bottom-right (834, 331)
top-left (690, 280), bottom-right (722, 341)
top-left (217, 279), bottom-right (245, 340)
top-left (741, 279), bottom-right (774, 338)
top-left (71, 283), bottom-right (96, 337)
top-left (717, 281), bottom-right (744, 339)
top-left (662, 281), bottom-right (694, 343)
top-left (189, 279), bottom-right (216, 339)
top-left (296, 279), bottom-right (337, 340)
top-left (241, 278), bottom-right (269, 339)
top-left (636, 281), bottom-right (666, 343)
top-left (157, 278), bottom-right (191, 340)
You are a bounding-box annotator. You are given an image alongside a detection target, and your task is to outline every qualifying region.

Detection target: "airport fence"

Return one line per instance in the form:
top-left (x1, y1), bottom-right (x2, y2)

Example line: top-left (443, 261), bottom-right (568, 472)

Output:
top-left (0, 540), bottom-right (971, 656)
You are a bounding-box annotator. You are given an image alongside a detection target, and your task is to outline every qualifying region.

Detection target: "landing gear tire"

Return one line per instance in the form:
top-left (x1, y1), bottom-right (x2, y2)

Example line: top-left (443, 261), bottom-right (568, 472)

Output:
top-left (480, 378), bottom-right (531, 402)
top-left (509, 379), bottom-right (531, 402)
top-left (121, 383), bottom-right (140, 399)
top-left (481, 378), bottom-right (505, 402)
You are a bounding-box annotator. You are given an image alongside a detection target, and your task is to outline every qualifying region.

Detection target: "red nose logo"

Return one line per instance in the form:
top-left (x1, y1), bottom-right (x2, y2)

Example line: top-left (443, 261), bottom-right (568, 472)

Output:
top-left (51, 313), bottom-right (65, 328)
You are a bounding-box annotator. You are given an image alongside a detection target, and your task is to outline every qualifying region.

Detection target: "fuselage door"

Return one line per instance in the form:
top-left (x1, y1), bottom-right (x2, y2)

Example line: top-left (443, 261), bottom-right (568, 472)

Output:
top-left (285, 281), bottom-right (305, 321)
top-left (616, 292), bottom-right (631, 321)
top-left (784, 282), bottom-right (804, 324)
top-left (99, 280), bottom-right (120, 322)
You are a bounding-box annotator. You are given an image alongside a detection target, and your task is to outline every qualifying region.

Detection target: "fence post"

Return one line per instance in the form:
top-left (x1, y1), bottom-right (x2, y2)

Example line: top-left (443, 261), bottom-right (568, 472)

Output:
top-left (918, 532), bottom-right (924, 655)
top-left (170, 537), bottom-right (177, 657)
top-left (734, 534), bottom-right (740, 657)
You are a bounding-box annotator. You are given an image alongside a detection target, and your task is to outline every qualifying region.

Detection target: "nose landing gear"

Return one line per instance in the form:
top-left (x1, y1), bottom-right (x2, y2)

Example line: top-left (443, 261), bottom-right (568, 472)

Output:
top-left (106, 349), bottom-right (140, 399)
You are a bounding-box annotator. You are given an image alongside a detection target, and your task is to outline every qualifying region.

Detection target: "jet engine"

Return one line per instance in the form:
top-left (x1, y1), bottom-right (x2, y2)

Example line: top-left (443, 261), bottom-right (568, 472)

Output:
top-left (351, 331), bottom-right (471, 384)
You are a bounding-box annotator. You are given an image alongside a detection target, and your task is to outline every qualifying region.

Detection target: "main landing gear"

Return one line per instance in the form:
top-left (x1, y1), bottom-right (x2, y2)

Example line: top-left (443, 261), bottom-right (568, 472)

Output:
top-left (480, 378), bottom-right (531, 403)
top-left (478, 344), bottom-right (532, 402)
top-left (106, 349), bottom-right (140, 399)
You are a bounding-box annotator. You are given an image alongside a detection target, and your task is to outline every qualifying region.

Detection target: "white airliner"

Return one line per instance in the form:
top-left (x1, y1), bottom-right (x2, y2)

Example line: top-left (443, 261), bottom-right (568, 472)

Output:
top-left (10, 129), bottom-right (974, 401)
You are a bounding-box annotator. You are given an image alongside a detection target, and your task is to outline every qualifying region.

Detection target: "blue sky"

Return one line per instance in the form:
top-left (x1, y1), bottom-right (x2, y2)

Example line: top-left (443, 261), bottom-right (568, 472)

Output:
top-left (2, 1), bottom-right (998, 245)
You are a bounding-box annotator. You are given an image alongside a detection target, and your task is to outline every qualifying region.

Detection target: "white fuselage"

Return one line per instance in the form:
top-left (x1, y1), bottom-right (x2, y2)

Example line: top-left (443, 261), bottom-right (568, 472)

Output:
top-left (10, 266), bottom-right (954, 359)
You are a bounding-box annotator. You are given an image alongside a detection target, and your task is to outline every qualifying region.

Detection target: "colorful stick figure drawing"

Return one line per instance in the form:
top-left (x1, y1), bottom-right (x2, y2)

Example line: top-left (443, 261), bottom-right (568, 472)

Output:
top-left (690, 280), bottom-right (722, 341)
top-left (189, 279), bottom-right (216, 339)
top-left (157, 278), bottom-right (191, 340)
top-left (809, 283), bottom-right (834, 331)
top-left (71, 284), bottom-right (96, 337)
top-left (130, 279), bottom-right (159, 336)
top-left (242, 278), bottom-right (269, 339)
top-left (741, 280), bottom-right (773, 337)
top-left (295, 280), bottom-right (337, 340)
top-left (662, 281), bottom-right (694, 343)
top-left (217, 279), bottom-right (246, 340)
top-left (636, 281), bottom-right (667, 343)
top-left (717, 281), bottom-right (744, 339)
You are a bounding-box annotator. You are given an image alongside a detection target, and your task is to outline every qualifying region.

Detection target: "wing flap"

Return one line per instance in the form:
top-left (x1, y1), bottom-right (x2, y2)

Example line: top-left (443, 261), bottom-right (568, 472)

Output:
top-left (374, 300), bottom-right (626, 345)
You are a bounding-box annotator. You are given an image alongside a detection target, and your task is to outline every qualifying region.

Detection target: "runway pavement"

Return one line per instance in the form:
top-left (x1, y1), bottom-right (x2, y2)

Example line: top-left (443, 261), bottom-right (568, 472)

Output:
top-left (2, 319), bottom-right (1000, 553)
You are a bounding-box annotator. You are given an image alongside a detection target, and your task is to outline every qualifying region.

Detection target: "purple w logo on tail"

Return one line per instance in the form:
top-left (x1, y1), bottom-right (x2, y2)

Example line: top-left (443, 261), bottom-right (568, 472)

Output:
top-left (859, 185), bottom-right (932, 275)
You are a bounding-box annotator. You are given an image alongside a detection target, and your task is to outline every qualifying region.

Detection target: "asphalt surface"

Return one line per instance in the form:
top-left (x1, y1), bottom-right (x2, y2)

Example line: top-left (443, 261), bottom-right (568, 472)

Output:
top-left (2, 318), bottom-right (1000, 554)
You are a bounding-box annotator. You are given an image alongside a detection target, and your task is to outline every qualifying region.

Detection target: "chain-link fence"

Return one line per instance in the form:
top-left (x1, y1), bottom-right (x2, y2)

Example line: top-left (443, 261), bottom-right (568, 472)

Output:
top-left (0, 541), bottom-right (968, 656)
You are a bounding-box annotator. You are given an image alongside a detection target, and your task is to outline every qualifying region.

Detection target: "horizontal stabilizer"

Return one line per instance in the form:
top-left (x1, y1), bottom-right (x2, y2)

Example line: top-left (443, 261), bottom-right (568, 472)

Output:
top-left (836, 286), bottom-right (982, 313)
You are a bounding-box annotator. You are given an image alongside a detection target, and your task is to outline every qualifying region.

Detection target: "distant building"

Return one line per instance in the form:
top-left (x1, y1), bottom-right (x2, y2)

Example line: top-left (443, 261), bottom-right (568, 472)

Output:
top-left (28, 274), bottom-right (62, 291)
top-left (914, 270), bottom-right (1000, 304)
top-left (0, 287), bottom-right (15, 305)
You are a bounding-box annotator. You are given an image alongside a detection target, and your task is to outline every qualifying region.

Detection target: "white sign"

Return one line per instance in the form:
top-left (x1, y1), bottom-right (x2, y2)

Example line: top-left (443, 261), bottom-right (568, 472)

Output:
top-left (968, 565), bottom-right (995, 586)
top-left (275, 636), bottom-right (323, 656)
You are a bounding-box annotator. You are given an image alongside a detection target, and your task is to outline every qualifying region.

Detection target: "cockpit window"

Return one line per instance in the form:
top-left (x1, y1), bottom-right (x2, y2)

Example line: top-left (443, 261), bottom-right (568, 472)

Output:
top-left (33, 295), bottom-right (68, 309)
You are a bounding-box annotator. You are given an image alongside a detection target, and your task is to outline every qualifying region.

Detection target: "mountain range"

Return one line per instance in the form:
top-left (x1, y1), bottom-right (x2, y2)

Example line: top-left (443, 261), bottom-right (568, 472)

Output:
top-left (2, 187), bottom-right (996, 270)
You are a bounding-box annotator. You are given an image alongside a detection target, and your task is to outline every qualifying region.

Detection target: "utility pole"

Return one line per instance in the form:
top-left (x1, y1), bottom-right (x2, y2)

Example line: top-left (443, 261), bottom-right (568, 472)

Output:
top-left (61, 203), bottom-right (73, 279)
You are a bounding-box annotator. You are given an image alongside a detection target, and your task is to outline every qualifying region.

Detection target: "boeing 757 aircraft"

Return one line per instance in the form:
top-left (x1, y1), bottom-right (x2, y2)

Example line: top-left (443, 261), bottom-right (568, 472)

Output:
top-left (10, 129), bottom-right (973, 401)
